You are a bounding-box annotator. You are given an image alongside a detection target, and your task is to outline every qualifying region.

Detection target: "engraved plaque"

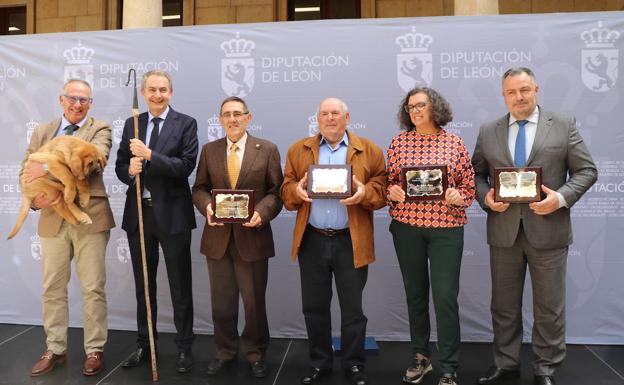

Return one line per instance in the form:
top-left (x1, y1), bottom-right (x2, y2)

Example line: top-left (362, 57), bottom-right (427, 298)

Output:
top-left (494, 167), bottom-right (542, 203)
top-left (307, 164), bottom-right (352, 199)
top-left (401, 165), bottom-right (448, 201)
top-left (211, 189), bottom-right (255, 223)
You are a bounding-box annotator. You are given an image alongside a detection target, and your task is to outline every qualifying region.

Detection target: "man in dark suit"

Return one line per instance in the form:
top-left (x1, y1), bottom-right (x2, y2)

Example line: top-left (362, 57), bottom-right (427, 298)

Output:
top-left (115, 70), bottom-right (198, 373)
top-left (192, 96), bottom-right (283, 379)
top-left (472, 67), bottom-right (597, 385)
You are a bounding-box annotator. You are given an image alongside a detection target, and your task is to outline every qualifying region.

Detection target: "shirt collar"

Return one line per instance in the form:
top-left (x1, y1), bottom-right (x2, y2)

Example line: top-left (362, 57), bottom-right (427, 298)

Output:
top-left (227, 132), bottom-right (248, 149)
top-left (148, 106), bottom-right (170, 123)
top-left (509, 106), bottom-right (539, 127)
top-left (60, 115), bottom-right (88, 130)
top-left (320, 132), bottom-right (349, 149)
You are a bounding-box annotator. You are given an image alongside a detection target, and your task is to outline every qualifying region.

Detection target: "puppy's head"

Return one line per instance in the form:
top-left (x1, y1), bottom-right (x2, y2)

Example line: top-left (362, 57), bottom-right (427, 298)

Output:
top-left (70, 144), bottom-right (106, 180)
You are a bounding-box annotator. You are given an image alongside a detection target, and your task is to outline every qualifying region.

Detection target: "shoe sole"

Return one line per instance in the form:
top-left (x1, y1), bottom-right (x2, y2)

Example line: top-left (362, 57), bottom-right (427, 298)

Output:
top-left (31, 356), bottom-right (67, 377)
top-left (82, 365), bottom-right (105, 376)
top-left (177, 364), bottom-right (194, 373)
top-left (402, 363), bottom-right (433, 384)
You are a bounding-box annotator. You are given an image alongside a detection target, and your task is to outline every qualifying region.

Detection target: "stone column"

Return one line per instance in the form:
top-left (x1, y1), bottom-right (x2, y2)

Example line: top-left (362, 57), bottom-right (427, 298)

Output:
top-left (123, 0), bottom-right (162, 29)
top-left (454, 0), bottom-right (499, 15)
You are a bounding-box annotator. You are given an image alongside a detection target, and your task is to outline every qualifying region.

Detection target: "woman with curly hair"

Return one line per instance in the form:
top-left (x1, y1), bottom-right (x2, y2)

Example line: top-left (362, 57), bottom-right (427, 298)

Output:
top-left (386, 87), bottom-right (475, 385)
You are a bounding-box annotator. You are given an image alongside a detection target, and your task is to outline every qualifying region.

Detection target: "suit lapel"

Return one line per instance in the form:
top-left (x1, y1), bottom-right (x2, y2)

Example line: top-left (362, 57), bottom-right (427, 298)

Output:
top-left (495, 114), bottom-right (515, 166)
top-left (40, 118), bottom-right (62, 143)
top-left (153, 108), bottom-right (176, 152)
top-left (236, 134), bottom-right (260, 188)
top-left (526, 109), bottom-right (552, 166)
top-left (138, 113), bottom-right (148, 142)
top-left (215, 138), bottom-right (230, 188)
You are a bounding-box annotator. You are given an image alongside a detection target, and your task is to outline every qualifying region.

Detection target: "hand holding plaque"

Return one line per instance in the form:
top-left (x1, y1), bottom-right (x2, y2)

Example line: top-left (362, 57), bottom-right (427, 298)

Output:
top-left (211, 189), bottom-right (255, 223)
top-left (401, 165), bottom-right (448, 201)
top-left (494, 167), bottom-right (542, 203)
top-left (307, 165), bottom-right (352, 199)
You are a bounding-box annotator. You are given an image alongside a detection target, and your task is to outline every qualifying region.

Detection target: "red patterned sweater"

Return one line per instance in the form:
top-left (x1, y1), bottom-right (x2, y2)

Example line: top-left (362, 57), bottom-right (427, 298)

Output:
top-left (387, 129), bottom-right (475, 228)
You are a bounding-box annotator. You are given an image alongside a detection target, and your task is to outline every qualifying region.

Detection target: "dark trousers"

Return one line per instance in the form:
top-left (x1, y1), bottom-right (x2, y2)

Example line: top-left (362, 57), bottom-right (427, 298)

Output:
top-left (127, 205), bottom-right (195, 351)
top-left (490, 225), bottom-right (567, 376)
top-left (298, 228), bottom-right (368, 370)
top-left (390, 220), bottom-right (464, 374)
top-left (207, 238), bottom-right (269, 363)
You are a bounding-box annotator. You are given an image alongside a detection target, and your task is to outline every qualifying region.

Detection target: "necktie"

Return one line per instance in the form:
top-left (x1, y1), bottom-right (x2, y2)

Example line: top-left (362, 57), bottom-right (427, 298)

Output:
top-left (65, 124), bottom-right (78, 135)
top-left (149, 117), bottom-right (162, 149)
top-left (228, 143), bottom-right (240, 188)
top-left (514, 120), bottom-right (527, 167)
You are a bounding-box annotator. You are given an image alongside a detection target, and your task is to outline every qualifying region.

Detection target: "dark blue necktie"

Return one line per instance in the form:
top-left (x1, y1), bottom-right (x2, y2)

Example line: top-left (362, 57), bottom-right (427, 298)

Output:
top-left (149, 117), bottom-right (162, 149)
top-left (514, 120), bottom-right (528, 167)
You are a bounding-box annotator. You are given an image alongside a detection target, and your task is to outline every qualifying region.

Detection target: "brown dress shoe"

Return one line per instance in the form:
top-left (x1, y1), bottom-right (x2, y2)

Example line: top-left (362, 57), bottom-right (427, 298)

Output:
top-left (82, 351), bottom-right (104, 376)
top-left (31, 350), bottom-right (66, 377)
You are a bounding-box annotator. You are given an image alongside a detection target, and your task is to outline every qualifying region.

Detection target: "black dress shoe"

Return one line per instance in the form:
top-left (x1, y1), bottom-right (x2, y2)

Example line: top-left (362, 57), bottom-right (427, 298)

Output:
top-left (476, 366), bottom-right (520, 385)
top-left (301, 367), bottom-right (331, 384)
top-left (122, 346), bottom-right (149, 368)
top-left (345, 365), bottom-right (367, 385)
top-left (176, 350), bottom-right (193, 373)
top-left (534, 375), bottom-right (555, 385)
top-left (205, 358), bottom-right (233, 376)
top-left (251, 360), bottom-right (268, 378)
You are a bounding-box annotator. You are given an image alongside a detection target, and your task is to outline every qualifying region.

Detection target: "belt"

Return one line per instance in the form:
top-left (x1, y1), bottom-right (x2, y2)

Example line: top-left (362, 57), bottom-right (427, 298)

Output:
top-left (142, 198), bottom-right (153, 207)
top-left (307, 224), bottom-right (349, 237)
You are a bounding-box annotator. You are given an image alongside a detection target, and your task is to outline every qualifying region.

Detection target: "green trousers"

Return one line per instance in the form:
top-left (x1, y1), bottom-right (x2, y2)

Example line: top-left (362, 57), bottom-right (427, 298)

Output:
top-left (389, 219), bottom-right (464, 374)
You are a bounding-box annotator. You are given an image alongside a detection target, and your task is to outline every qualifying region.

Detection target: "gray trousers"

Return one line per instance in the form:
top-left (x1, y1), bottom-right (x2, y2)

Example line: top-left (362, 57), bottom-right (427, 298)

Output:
top-left (490, 226), bottom-right (567, 376)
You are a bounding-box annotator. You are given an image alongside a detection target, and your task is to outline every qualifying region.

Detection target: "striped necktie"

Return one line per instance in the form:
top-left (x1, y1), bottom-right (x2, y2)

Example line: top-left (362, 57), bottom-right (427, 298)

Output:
top-left (65, 124), bottom-right (78, 135)
top-left (227, 143), bottom-right (240, 188)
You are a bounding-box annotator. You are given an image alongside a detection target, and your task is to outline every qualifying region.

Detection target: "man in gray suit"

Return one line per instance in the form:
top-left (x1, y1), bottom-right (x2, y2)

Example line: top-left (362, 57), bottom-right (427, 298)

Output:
top-left (472, 67), bottom-right (597, 385)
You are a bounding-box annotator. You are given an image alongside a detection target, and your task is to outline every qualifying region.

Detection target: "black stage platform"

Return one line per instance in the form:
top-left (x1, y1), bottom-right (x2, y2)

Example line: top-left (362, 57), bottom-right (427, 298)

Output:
top-left (0, 324), bottom-right (622, 385)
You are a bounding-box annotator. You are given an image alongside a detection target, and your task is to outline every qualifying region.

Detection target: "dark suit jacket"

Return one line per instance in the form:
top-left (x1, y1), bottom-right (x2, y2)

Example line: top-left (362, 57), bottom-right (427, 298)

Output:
top-left (115, 107), bottom-right (198, 235)
top-left (23, 117), bottom-right (115, 237)
top-left (192, 134), bottom-right (283, 262)
top-left (472, 107), bottom-right (597, 249)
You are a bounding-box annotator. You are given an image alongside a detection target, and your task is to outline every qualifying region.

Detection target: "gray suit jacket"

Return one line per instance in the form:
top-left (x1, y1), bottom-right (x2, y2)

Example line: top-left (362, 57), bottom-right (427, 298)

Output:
top-left (472, 107), bottom-right (597, 249)
top-left (22, 117), bottom-right (115, 237)
top-left (192, 134), bottom-right (284, 262)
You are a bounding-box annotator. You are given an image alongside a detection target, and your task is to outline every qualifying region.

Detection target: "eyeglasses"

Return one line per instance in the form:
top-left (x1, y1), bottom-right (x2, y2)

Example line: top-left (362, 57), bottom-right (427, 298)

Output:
top-left (220, 111), bottom-right (249, 119)
top-left (63, 94), bottom-right (92, 105)
top-left (404, 102), bottom-right (428, 113)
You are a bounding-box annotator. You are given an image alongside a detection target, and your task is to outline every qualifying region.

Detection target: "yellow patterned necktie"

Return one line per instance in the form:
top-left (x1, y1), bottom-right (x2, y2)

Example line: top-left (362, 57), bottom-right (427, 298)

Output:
top-left (227, 143), bottom-right (240, 188)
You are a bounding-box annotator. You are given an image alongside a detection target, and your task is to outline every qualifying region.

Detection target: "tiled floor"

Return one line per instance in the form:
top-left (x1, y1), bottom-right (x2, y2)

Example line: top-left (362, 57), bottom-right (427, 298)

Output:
top-left (0, 324), bottom-right (622, 385)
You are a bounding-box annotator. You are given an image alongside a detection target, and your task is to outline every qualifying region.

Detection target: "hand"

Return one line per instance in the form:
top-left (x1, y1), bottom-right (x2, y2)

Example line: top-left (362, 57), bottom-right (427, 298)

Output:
top-left (340, 176), bottom-right (365, 206)
top-left (485, 188), bottom-right (510, 212)
top-left (296, 172), bottom-right (312, 203)
top-left (242, 211), bottom-right (262, 228)
top-left (445, 187), bottom-right (464, 207)
top-left (33, 191), bottom-right (62, 209)
top-left (129, 138), bottom-right (152, 161)
top-left (529, 185), bottom-right (560, 215)
top-left (388, 184), bottom-right (406, 203)
top-left (206, 203), bottom-right (224, 227)
top-left (128, 156), bottom-right (144, 176)
top-left (22, 161), bottom-right (47, 183)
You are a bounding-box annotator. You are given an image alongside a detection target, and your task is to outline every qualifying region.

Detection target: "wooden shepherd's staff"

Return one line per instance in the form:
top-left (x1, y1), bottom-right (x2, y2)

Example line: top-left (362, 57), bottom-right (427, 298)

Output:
top-left (126, 69), bottom-right (158, 381)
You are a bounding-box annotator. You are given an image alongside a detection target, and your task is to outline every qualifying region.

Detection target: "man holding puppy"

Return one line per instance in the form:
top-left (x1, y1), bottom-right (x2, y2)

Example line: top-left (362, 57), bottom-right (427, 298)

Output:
top-left (21, 78), bottom-right (115, 377)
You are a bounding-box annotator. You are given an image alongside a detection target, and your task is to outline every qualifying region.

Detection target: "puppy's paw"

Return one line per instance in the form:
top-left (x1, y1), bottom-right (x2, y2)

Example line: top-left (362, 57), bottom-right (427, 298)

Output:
top-left (77, 213), bottom-right (93, 225)
top-left (79, 195), bottom-right (90, 207)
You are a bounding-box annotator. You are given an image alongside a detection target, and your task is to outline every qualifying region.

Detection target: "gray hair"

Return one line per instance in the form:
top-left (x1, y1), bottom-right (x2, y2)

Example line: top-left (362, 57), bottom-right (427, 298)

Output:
top-left (141, 70), bottom-right (173, 91)
top-left (62, 79), bottom-right (92, 97)
top-left (317, 97), bottom-right (349, 115)
top-left (502, 67), bottom-right (536, 85)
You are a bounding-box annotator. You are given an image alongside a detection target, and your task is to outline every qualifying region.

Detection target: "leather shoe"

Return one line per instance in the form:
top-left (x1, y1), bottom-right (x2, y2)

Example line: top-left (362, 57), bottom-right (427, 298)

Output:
top-left (176, 349), bottom-right (193, 373)
top-left (477, 366), bottom-right (520, 384)
top-left (82, 351), bottom-right (104, 376)
top-left (122, 346), bottom-right (150, 368)
top-left (206, 357), bottom-right (233, 375)
top-left (251, 360), bottom-right (268, 378)
top-left (31, 350), bottom-right (66, 377)
top-left (534, 375), bottom-right (555, 385)
top-left (345, 365), bottom-right (367, 385)
top-left (301, 367), bottom-right (331, 384)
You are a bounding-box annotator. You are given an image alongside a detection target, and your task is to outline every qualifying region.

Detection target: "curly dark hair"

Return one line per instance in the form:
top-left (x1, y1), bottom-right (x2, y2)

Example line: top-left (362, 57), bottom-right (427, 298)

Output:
top-left (397, 87), bottom-right (453, 131)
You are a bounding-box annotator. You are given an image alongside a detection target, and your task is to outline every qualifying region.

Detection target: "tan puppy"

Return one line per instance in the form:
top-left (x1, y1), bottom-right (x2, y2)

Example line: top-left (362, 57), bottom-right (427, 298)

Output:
top-left (8, 136), bottom-right (106, 239)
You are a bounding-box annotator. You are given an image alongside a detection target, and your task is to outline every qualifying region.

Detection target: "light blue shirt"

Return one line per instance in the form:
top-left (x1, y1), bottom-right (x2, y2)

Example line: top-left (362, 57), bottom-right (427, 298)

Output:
top-left (142, 106), bottom-right (169, 198)
top-left (308, 134), bottom-right (349, 230)
top-left (56, 115), bottom-right (88, 137)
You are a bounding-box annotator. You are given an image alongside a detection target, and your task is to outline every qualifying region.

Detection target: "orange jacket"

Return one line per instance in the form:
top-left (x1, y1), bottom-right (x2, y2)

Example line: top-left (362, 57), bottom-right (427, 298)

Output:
top-left (280, 131), bottom-right (387, 268)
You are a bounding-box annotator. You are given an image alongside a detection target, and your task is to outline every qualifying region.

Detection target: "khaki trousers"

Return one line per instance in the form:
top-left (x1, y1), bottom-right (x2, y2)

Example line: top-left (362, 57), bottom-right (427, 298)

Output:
top-left (40, 222), bottom-right (109, 355)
